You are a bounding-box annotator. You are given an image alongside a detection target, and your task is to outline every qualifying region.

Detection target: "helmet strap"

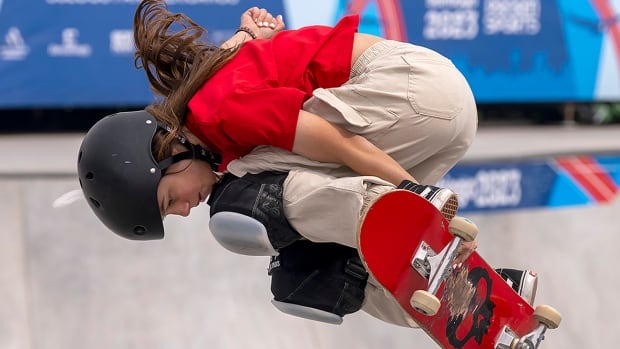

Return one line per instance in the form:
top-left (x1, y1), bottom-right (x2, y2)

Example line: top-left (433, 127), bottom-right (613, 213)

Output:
top-left (157, 122), bottom-right (222, 171)
top-left (157, 151), bottom-right (195, 171)
top-left (178, 138), bottom-right (222, 171)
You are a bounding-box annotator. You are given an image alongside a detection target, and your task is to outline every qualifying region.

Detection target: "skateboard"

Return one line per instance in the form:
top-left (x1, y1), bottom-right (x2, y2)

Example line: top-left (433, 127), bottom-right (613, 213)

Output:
top-left (358, 190), bottom-right (561, 349)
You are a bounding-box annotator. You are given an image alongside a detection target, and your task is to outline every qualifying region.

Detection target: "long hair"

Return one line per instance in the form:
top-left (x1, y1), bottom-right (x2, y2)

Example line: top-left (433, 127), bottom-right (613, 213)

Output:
top-left (133, 0), bottom-right (239, 161)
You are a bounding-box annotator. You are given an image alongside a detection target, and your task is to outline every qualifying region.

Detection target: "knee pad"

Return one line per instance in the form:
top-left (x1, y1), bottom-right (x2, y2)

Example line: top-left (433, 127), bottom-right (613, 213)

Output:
top-left (209, 211), bottom-right (277, 256)
top-left (208, 172), bottom-right (302, 252)
top-left (269, 240), bottom-right (368, 324)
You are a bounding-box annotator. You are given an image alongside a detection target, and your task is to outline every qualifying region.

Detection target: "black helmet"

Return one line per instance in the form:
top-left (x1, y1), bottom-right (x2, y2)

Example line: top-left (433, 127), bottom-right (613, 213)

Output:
top-left (77, 110), bottom-right (220, 240)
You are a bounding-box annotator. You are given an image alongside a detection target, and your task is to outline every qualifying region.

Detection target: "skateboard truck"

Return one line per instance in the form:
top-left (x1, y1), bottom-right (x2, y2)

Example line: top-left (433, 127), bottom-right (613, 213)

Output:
top-left (496, 324), bottom-right (546, 349)
top-left (495, 305), bottom-right (562, 349)
top-left (411, 239), bottom-right (462, 296)
top-left (409, 217), bottom-right (478, 316)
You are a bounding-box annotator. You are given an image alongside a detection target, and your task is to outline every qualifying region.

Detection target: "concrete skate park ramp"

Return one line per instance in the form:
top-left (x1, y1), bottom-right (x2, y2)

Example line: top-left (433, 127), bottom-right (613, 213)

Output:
top-left (1, 126), bottom-right (619, 349)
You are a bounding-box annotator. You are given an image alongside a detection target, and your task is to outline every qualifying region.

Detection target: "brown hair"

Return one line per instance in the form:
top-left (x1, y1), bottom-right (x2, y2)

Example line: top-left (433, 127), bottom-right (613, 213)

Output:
top-left (133, 0), bottom-right (239, 161)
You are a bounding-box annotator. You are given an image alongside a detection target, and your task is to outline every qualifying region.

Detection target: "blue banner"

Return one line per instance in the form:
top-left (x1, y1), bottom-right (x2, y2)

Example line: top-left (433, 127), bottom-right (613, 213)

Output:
top-left (398, 0), bottom-right (619, 103)
top-left (437, 161), bottom-right (557, 212)
top-left (1, 0), bottom-right (619, 107)
top-left (332, 0), bottom-right (620, 103)
top-left (438, 154), bottom-right (620, 212)
top-left (0, 0), bottom-right (285, 107)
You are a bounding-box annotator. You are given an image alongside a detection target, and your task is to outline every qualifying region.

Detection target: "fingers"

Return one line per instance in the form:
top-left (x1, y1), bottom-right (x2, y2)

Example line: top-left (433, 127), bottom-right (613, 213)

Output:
top-left (468, 240), bottom-right (478, 250)
top-left (247, 7), bottom-right (283, 30)
top-left (454, 240), bottom-right (477, 265)
top-left (255, 9), bottom-right (275, 29)
top-left (239, 7), bottom-right (285, 40)
top-left (259, 14), bottom-right (276, 29)
top-left (274, 14), bottom-right (285, 31)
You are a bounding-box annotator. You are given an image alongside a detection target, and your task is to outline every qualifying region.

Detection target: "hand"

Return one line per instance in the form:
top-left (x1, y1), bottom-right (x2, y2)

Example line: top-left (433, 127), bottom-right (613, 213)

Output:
top-left (240, 7), bottom-right (285, 40)
top-left (454, 239), bottom-right (477, 265)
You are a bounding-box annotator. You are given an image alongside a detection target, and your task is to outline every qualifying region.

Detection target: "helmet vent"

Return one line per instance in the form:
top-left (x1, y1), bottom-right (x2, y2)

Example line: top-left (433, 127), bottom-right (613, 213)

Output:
top-left (78, 151), bottom-right (82, 163)
top-left (133, 226), bottom-right (147, 235)
top-left (89, 197), bottom-right (101, 208)
top-left (85, 172), bottom-right (94, 180)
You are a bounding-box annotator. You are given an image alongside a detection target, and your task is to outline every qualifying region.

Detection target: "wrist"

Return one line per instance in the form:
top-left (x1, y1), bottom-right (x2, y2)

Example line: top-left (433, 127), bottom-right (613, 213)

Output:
top-left (235, 26), bottom-right (257, 40)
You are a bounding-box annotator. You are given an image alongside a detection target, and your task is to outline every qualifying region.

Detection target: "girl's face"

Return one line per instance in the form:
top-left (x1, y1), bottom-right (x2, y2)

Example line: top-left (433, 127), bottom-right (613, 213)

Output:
top-left (156, 147), bottom-right (218, 218)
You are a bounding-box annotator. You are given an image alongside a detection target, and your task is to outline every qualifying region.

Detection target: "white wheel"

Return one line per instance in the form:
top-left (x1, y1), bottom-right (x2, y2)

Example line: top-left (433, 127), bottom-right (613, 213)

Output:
top-left (448, 216), bottom-right (478, 242)
top-left (533, 304), bottom-right (562, 329)
top-left (410, 290), bottom-right (440, 316)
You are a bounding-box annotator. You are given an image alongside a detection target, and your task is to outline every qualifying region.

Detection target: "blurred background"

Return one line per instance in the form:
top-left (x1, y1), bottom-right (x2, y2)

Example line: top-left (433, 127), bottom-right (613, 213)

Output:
top-left (1, 0), bottom-right (619, 348)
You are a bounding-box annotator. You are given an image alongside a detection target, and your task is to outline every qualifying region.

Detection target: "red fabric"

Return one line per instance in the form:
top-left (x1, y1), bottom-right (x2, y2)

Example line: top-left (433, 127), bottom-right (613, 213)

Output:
top-left (186, 15), bottom-right (359, 170)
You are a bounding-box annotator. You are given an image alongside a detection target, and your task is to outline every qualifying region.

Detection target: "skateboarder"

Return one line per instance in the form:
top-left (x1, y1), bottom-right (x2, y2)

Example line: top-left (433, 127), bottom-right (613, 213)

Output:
top-left (78, 111), bottom-right (537, 327)
top-left (77, 3), bottom-right (535, 327)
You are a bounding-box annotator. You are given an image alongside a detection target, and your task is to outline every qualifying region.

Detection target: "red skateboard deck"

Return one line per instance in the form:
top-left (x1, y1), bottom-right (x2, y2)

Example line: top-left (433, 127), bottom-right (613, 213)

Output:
top-left (358, 190), bottom-right (560, 349)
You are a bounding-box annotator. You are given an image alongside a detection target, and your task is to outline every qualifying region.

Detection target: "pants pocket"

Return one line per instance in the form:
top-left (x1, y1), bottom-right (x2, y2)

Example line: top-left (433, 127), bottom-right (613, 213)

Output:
top-left (403, 55), bottom-right (466, 120)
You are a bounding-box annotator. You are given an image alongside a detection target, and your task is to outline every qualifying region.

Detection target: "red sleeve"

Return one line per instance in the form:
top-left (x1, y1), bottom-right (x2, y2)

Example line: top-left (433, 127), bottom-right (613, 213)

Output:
top-left (270, 15), bottom-right (359, 88)
top-left (219, 87), bottom-right (306, 153)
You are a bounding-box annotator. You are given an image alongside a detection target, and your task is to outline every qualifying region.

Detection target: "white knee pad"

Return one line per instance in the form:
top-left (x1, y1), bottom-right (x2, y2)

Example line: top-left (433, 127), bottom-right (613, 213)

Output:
top-left (209, 211), bottom-right (278, 256)
top-left (271, 300), bottom-right (343, 325)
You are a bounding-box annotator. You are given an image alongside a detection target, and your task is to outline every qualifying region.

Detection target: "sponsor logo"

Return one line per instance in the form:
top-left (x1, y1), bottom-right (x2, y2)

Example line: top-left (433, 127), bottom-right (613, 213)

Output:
top-left (109, 29), bottom-right (133, 55)
top-left (439, 168), bottom-right (522, 209)
top-left (47, 28), bottom-right (92, 57)
top-left (268, 256), bottom-right (280, 274)
top-left (0, 27), bottom-right (30, 61)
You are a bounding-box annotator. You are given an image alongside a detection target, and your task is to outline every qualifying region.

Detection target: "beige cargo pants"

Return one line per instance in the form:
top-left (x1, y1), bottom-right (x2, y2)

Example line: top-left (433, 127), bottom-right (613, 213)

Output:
top-left (227, 40), bottom-right (478, 327)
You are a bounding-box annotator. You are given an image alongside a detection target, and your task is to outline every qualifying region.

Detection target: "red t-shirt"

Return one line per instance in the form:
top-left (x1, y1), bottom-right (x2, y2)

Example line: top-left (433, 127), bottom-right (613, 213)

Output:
top-left (186, 15), bottom-right (359, 170)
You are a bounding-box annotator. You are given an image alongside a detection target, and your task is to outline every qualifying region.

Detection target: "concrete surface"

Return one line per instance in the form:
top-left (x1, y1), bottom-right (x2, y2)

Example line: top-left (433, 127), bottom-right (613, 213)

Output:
top-left (1, 125), bottom-right (619, 349)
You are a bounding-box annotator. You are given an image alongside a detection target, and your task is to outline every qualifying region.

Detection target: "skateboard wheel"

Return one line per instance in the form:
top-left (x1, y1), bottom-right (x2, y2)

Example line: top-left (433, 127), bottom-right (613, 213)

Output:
top-left (533, 304), bottom-right (562, 329)
top-left (410, 290), bottom-right (440, 316)
top-left (448, 217), bottom-right (478, 242)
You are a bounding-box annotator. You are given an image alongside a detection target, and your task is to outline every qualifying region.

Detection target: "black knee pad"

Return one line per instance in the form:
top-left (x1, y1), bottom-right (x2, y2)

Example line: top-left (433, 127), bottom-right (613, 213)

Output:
top-left (269, 240), bottom-right (368, 317)
top-left (208, 171), bottom-right (302, 249)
